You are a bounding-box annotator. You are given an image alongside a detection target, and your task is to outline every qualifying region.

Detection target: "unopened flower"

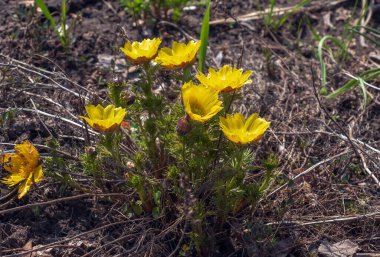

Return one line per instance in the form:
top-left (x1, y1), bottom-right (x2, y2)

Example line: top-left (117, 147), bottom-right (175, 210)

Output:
top-left (182, 81), bottom-right (223, 123)
top-left (176, 116), bottom-right (192, 135)
top-left (196, 65), bottom-right (252, 92)
top-left (80, 104), bottom-right (127, 132)
top-left (220, 113), bottom-right (270, 144)
top-left (1, 141), bottom-right (44, 199)
top-left (120, 38), bottom-right (162, 64)
top-left (155, 40), bottom-right (201, 70)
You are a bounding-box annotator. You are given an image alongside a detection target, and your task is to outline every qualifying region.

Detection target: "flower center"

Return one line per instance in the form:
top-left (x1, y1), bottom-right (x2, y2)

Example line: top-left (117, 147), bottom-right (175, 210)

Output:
top-left (190, 98), bottom-right (205, 116)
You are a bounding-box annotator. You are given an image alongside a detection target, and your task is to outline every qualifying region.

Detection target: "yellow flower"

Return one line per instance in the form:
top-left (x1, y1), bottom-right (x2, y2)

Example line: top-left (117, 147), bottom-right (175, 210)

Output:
top-left (196, 65), bottom-right (253, 92)
top-left (1, 141), bottom-right (44, 199)
top-left (182, 81), bottom-right (223, 123)
top-left (155, 40), bottom-right (201, 70)
top-left (220, 113), bottom-right (270, 144)
top-left (120, 38), bottom-right (162, 64)
top-left (80, 104), bottom-right (127, 132)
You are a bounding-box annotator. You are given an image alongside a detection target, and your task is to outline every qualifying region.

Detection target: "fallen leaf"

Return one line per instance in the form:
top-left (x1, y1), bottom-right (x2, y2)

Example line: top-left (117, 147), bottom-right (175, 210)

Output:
top-left (318, 239), bottom-right (358, 257)
top-left (272, 238), bottom-right (295, 257)
top-left (21, 240), bottom-right (35, 257)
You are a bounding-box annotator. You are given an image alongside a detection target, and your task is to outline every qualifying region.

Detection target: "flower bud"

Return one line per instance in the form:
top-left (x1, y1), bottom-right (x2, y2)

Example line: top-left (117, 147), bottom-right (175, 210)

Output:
top-left (176, 116), bottom-right (191, 135)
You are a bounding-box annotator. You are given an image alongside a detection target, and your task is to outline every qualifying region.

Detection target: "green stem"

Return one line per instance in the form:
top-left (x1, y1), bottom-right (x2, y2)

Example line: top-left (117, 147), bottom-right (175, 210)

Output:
top-left (136, 115), bottom-right (148, 143)
top-left (223, 91), bottom-right (237, 116)
top-left (181, 137), bottom-right (192, 182)
top-left (212, 91), bottom-right (237, 171)
top-left (140, 62), bottom-right (165, 174)
top-left (61, 0), bottom-right (68, 48)
top-left (182, 67), bottom-right (192, 82)
top-left (141, 63), bottom-right (154, 97)
top-left (103, 132), bottom-right (122, 167)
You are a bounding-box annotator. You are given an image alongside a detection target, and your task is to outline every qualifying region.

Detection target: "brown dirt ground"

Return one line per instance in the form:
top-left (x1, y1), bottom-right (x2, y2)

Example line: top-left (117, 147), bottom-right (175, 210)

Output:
top-left (0, 0), bottom-right (379, 256)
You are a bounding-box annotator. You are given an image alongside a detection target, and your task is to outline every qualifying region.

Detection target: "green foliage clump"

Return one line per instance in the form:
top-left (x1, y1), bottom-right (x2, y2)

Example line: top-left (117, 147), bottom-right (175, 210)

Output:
top-left (64, 5), bottom-right (274, 255)
top-left (120, 0), bottom-right (193, 21)
top-left (35, 0), bottom-right (73, 49)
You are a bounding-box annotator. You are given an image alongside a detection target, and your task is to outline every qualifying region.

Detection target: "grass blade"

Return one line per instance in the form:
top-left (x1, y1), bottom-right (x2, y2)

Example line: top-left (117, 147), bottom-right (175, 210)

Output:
top-left (349, 25), bottom-right (380, 48)
top-left (357, 77), bottom-right (368, 107)
top-left (274, 0), bottom-right (310, 30)
top-left (264, 0), bottom-right (276, 27)
top-left (326, 68), bottom-right (380, 99)
top-left (35, 0), bottom-right (65, 46)
top-left (61, 0), bottom-right (67, 47)
top-left (317, 35), bottom-right (345, 94)
top-left (198, 0), bottom-right (211, 73)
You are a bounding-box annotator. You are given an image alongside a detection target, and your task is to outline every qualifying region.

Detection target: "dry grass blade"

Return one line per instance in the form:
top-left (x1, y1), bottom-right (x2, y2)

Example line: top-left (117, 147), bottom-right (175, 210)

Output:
top-left (209, 0), bottom-right (348, 25)
top-left (266, 150), bottom-right (351, 198)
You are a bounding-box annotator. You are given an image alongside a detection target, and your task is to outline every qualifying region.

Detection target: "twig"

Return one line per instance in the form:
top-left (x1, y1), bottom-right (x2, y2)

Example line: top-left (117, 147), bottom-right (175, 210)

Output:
top-left (15, 88), bottom-right (80, 121)
top-left (0, 54), bottom-right (91, 95)
top-left (266, 150), bottom-right (350, 198)
top-left (0, 219), bottom-right (134, 257)
top-left (357, 149), bottom-right (380, 186)
top-left (0, 187), bottom-right (18, 205)
top-left (210, 0), bottom-right (348, 25)
top-left (80, 233), bottom-right (136, 257)
top-left (359, 0), bottom-right (374, 47)
top-left (0, 193), bottom-right (130, 215)
top-left (0, 107), bottom-right (98, 135)
top-left (274, 130), bottom-right (380, 155)
top-left (30, 98), bottom-right (54, 138)
top-left (0, 62), bottom-right (86, 99)
top-left (157, 21), bottom-right (196, 40)
top-left (167, 219), bottom-right (189, 257)
top-left (342, 70), bottom-right (380, 91)
top-left (0, 142), bottom-right (79, 160)
top-left (310, 66), bottom-right (380, 187)
top-left (266, 211), bottom-right (380, 227)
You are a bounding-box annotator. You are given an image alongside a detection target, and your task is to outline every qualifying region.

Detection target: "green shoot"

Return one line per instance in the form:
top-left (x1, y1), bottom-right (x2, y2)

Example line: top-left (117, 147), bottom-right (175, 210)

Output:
top-left (264, 0), bottom-right (310, 32)
top-left (317, 35), bottom-right (345, 95)
top-left (35, 0), bottom-right (70, 49)
top-left (198, 0), bottom-right (211, 73)
top-left (349, 25), bottom-right (380, 48)
top-left (274, 0), bottom-right (309, 30)
top-left (326, 68), bottom-right (380, 101)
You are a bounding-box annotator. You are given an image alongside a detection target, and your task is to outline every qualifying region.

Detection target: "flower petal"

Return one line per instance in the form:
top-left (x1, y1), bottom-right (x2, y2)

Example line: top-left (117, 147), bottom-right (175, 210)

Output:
top-left (17, 177), bottom-right (33, 199)
top-left (156, 40), bottom-right (201, 70)
top-left (33, 165), bottom-right (44, 183)
top-left (182, 81), bottom-right (223, 123)
top-left (80, 104), bottom-right (127, 132)
top-left (196, 65), bottom-right (252, 92)
top-left (85, 105), bottom-right (103, 120)
top-left (220, 113), bottom-right (269, 144)
top-left (121, 38), bottom-right (161, 64)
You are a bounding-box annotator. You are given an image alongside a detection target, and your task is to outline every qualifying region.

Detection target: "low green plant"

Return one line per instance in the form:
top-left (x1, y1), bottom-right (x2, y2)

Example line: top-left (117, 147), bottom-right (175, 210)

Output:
top-left (323, 25), bottom-right (380, 104)
top-left (264, 0), bottom-right (310, 32)
top-left (120, 0), bottom-right (192, 21)
top-left (35, 0), bottom-right (72, 49)
top-left (315, 0), bottom-right (378, 100)
top-left (76, 31), bottom-right (273, 257)
top-left (198, 0), bottom-right (210, 73)
top-left (350, 25), bottom-right (380, 48)
top-left (317, 35), bottom-right (346, 95)
top-left (327, 67), bottom-right (380, 100)
top-left (121, 0), bottom-right (149, 16)
top-left (1, 3), bottom-right (275, 255)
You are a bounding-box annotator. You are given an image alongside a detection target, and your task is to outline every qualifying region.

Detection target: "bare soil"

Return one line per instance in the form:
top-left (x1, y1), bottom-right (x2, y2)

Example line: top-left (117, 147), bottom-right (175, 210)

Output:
top-left (0, 0), bottom-right (379, 256)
